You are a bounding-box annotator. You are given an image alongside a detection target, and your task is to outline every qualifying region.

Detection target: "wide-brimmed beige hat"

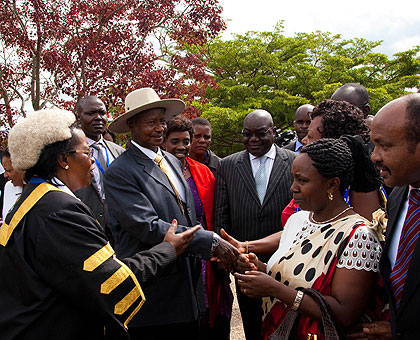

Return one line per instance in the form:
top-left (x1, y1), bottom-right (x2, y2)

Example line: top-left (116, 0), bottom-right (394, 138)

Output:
top-left (109, 88), bottom-right (185, 133)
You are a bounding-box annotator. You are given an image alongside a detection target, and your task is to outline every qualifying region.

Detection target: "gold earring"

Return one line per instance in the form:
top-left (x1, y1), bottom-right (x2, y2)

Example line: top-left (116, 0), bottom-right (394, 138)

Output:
top-left (65, 165), bottom-right (69, 170)
top-left (328, 192), bottom-right (333, 201)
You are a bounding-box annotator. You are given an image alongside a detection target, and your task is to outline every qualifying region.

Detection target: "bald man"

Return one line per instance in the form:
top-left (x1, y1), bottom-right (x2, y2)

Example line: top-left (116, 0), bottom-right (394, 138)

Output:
top-left (283, 104), bottom-right (313, 153)
top-left (331, 83), bottom-right (371, 119)
top-left (214, 109), bottom-right (296, 340)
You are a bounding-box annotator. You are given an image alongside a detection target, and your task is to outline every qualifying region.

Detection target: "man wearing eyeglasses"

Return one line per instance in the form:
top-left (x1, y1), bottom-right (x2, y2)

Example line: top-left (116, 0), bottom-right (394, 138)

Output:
top-left (214, 109), bottom-right (296, 340)
top-left (74, 95), bottom-right (125, 243)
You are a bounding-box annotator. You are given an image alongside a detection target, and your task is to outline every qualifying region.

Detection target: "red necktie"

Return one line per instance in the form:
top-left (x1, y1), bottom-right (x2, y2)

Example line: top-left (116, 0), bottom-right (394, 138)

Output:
top-left (390, 188), bottom-right (420, 309)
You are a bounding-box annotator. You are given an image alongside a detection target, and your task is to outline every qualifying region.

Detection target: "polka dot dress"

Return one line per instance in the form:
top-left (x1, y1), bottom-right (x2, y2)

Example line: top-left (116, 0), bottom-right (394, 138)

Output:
top-left (262, 211), bottom-right (381, 318)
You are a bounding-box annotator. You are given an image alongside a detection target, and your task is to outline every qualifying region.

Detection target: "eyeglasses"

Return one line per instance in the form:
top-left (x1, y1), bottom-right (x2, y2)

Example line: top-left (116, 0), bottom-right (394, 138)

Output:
top-left (66, 149), bottom-right (94, 157)
top-left (241, 127), bottom-right (273, 139)
top-left (358, 102), bottom-right (370, 109)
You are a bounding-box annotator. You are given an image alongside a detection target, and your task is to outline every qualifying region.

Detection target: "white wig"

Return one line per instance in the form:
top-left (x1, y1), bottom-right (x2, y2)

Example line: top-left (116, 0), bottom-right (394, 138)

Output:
top-left (8, 108), bottom-right (76, 171)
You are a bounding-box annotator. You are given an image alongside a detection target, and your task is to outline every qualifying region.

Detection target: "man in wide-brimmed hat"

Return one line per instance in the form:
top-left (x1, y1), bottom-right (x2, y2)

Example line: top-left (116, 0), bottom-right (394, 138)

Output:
top-left (104, 88), bottom-right (239, 340)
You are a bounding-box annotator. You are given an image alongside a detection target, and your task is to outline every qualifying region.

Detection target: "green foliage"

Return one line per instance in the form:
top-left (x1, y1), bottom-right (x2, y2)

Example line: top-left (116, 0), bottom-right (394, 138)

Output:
top-left (188, 24), bottom-right (420, 155)
top-left (197, 103), bottom-right (246, 157)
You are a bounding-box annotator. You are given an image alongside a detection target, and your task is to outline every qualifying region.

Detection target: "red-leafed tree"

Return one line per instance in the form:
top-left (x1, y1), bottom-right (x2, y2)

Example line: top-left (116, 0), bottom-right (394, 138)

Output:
top-left (0, 0), bottom-right (225, 142)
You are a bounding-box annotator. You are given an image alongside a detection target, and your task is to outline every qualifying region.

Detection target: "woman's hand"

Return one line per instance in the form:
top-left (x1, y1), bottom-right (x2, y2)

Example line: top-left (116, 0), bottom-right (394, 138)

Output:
top-left (220, 228), bottom-right (246, 253)
top-left (163, 219), bottom-right (200, 256)
top-left (234, 270), bottom-right (277, 298)
top-left (347, 321), bottom-right (392, 340)
top-left (237, 253), bottom-right (258, 273)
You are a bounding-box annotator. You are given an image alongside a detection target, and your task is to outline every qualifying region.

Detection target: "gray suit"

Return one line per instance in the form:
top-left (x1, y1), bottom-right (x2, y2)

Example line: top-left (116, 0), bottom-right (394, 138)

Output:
top-left (380, 186), bottom-right (420, 339)
top-left (104, 143), bottom-right (214, 327)
top-left (282, 140), bottom-right (297, 152)
top-left (74, 140), bottom-right (124, 237)
top-left (214, 145), bottom-right (295, 340)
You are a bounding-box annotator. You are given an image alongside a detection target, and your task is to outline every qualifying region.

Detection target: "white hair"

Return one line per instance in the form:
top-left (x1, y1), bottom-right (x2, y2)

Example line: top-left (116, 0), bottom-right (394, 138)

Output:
top-left (8, 108), bottom-right (76, 171)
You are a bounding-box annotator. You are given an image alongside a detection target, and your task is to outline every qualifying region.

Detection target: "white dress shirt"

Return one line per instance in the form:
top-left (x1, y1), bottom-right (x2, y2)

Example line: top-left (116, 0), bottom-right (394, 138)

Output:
top-left (388, 187), bottom-right (418, 269)
top-left (2, 181), bottom-right (23, 219)
top-left (130, 141), bottom-right (186, 202)
top-left (87, 137), bottom-right (115, 198)
top-left (249, 144), bottom-right (276, 193)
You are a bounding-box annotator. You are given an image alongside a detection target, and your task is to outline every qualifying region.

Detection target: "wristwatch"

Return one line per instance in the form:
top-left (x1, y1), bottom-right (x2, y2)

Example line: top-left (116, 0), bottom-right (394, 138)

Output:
top-left (211, 233), bottom-right (220, 255)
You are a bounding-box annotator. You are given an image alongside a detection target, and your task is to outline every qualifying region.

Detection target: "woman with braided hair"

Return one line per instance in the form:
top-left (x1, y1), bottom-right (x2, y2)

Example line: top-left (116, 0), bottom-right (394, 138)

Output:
top-left (281, 99), bottom-right (383, 224)
top-left (234, 136), bottom-right (384, 340)
top-left (221, 99), bottom-right (384, 262)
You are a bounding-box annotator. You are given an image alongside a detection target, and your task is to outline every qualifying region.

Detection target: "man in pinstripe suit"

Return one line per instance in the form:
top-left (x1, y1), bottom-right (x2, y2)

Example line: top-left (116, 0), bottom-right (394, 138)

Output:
top-left (214, 109), bottom-right (296, 340)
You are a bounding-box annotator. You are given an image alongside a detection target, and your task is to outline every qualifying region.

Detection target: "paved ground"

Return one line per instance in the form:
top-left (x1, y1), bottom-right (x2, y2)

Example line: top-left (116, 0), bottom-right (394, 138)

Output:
top-left (229, 275), bottom-right (246, 340)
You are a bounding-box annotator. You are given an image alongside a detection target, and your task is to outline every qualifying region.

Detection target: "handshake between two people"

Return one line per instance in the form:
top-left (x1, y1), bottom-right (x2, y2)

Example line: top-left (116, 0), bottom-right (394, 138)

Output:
top-left (210, 228), bottom-right (261, 273)
top-left (162, 220), bottom-right (240, 272)
top-left (163, 221), bottom-right (258, 273)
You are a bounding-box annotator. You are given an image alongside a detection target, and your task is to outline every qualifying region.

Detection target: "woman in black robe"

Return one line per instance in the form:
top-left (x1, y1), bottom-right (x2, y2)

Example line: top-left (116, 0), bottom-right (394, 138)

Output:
top-left (0, 108), bottom-right (199, 340)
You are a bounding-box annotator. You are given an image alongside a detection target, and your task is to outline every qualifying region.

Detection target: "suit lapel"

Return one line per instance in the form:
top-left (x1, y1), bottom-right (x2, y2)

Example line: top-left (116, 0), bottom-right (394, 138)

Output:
top-left (103, 140), bottom-right (124, 159)
top-left (383, 187), bottom-right (407, 255)
top-left (391, 186), bottom-right (420, 314)
top-left (90, 176), bottom-right (100, 195)
top-left (236, 151), bottom-right (261, 206)
top-left (164, 152), bottom-right (196, 220)
top-left (103, 140), bottom-right (116, 159)
top-left (128, 145), bottom-right (177, 196)
top-left (380, 186), bottom-right (409, 315)
top-left (263, 146), bottom-right (289, 206)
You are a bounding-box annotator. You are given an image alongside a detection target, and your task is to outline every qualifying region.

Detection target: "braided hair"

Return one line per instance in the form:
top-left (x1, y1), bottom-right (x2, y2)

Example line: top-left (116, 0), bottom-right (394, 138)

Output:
top-left (301, 135), bottom-right (382, 193)
top-left (311, 99), bottom-right (370, 143)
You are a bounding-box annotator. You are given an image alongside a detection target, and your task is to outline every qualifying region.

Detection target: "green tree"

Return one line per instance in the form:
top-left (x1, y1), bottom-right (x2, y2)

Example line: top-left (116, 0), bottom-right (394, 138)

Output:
top-left (192, 23), bottom-right (420, 155)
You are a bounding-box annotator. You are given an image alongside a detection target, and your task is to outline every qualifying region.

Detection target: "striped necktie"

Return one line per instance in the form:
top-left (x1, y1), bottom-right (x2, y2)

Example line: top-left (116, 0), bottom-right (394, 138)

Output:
top-left (90, 142), bottom-right (107, 197)
top-left (390, 188), bottom-right (420, 309)
top-left (91, 142), bottom-right (108, 171)
top-left (255, 155), bottom-right (268, 204)
top-left (154, 154), bottom-right (184, 214)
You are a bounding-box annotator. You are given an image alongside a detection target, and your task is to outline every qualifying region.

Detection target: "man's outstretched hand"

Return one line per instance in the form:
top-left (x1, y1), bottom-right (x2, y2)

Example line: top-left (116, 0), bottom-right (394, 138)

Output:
top-left (213, 237), bottom-right (241, 272)
top-left (164, 220), bottom-right (200, 256)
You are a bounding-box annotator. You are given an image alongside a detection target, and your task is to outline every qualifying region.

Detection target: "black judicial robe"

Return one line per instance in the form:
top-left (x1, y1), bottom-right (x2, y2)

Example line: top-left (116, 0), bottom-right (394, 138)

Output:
top-left (0, 183), bottom-right (176, 340)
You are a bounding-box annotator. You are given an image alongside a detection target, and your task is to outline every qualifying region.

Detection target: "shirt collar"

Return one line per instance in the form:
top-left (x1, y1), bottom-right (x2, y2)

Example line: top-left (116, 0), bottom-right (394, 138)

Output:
top-left (250, 144), bottom-right (276, 161)
top-left (130, 140), bottom-right (162, 160)
top-left (87, 136), bottom-right (105, 147)
top-left (295, 140), bottom-right (304, 152)
top-left (52, 177), bottom-right (77, 198)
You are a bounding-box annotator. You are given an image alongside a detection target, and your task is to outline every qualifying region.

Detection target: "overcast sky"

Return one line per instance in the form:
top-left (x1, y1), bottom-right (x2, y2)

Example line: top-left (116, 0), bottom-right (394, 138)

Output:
top-left (218, 0), bottom-right (420, 57)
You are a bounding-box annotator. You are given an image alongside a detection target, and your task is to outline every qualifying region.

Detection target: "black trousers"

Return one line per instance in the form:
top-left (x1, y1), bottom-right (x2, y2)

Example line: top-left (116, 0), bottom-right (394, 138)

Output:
top-left (235, 280), bottom-right (263, 340)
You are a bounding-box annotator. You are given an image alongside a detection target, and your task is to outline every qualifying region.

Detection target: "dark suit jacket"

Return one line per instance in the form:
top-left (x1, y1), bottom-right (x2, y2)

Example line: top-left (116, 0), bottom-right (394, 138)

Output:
top-left (104, 143), bottom-right (214, 327)
top-left (203, 149), bottom-right (221, 178)
top-left (214, 145), bottom-right (296, 259)
top-left (74, 140), bottom-right (124, 235)
top-left (380, 186), bottom-right (420, 339)
top-left (282, 140), bottom-right (297, 152)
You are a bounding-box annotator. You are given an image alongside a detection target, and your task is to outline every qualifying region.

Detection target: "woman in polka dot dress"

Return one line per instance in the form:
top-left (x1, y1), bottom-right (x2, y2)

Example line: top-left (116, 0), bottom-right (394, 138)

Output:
top-left (235, 136), bottom-right (385, 340)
